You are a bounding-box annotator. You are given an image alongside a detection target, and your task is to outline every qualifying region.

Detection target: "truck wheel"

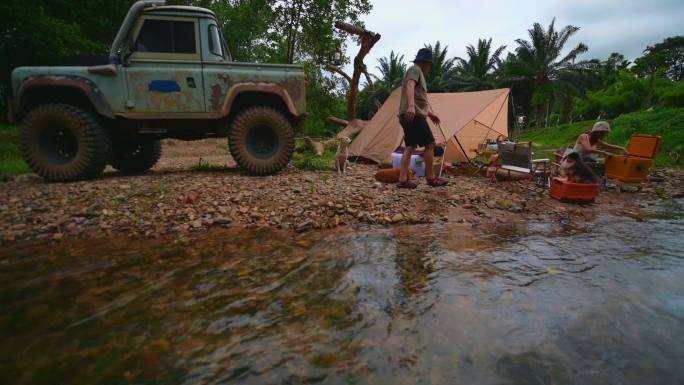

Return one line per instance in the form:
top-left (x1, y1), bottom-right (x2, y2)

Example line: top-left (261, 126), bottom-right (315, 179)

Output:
top-left (111, 140), bottom-right (162, 174)
top-left (20, 103), bottom-right (111, 182)
top-left (228, 107), bottom-right (294, 175)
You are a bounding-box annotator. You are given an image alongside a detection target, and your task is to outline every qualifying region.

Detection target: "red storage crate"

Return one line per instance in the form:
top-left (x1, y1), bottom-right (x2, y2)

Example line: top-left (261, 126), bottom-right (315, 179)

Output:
top-left (550, 177), bottom-right (599, 202)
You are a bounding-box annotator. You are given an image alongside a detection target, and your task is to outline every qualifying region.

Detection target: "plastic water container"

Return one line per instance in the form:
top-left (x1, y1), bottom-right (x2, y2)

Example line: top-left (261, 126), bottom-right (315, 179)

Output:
top-left (391, 152), bottom-right (426, 177)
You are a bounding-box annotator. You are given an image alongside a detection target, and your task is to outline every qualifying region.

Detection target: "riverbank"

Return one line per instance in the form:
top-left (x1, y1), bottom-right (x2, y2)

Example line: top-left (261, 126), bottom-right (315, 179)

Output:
top-left (1, 152), bottom-right (682, 245)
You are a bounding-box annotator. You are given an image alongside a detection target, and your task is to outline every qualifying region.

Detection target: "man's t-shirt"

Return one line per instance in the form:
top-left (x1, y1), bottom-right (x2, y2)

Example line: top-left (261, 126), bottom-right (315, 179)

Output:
top-left (399, 64), bottom-right (429, 118)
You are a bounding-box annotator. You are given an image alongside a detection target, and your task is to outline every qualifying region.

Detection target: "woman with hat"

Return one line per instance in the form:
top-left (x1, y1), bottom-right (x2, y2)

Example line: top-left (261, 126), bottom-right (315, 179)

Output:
top-left (573, 121), bottom-right (629, 163)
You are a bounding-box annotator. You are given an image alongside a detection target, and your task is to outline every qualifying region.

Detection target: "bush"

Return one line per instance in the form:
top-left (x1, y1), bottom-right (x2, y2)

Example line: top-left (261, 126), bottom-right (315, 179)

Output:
top-left (657, 81), bottom-right (684, 108)
top-left (0, 124), bottom-right (31, 178)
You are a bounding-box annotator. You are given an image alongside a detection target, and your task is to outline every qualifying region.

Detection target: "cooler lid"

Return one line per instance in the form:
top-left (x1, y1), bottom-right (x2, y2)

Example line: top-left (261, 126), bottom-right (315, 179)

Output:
top-left (627, 135), bottom-right (661, 159)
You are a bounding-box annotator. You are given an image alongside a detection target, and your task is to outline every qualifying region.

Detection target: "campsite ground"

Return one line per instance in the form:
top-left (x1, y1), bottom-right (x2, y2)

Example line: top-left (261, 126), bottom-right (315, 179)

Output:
top-left (1, 138), bottom-right (683, 245)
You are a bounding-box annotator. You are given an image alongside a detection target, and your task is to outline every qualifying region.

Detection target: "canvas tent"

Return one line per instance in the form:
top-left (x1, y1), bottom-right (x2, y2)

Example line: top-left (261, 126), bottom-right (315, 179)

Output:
top-left (349, 87), bottom-right (510, 164)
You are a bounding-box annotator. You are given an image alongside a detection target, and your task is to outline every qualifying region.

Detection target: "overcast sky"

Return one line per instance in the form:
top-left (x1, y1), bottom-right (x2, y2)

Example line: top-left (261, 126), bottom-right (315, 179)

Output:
top-left (346, 0), bottom-right (684, 77)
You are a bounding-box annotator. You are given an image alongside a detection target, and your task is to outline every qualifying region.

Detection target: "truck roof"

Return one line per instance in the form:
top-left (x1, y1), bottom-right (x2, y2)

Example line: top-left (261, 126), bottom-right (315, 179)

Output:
top-left (142, 5), bottom-right (216, 18)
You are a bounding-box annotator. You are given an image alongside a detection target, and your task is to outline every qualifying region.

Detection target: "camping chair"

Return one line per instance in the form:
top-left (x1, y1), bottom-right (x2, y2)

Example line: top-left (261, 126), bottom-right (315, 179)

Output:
top-left (492, 141), bottom-right (550, 185)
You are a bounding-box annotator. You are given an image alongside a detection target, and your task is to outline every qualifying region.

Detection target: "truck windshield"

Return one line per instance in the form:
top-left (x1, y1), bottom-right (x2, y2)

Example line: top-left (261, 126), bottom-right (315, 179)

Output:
top-left (208, 24), bottom-right (230, 61)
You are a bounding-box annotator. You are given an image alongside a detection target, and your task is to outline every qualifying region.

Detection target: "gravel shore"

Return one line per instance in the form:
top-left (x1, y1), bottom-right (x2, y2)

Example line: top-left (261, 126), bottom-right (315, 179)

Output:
top-left (1, 140), bottom-right (682, 245)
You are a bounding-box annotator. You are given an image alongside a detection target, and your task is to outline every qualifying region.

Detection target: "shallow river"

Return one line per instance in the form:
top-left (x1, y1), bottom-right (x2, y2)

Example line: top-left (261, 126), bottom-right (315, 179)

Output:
top-left (1, 200), bottom-right (683, 385)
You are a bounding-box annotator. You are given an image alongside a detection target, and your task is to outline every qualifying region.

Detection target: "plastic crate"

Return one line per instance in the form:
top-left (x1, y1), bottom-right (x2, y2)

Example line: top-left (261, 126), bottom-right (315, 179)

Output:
top-left (549, 177), bottom-right (599, 202)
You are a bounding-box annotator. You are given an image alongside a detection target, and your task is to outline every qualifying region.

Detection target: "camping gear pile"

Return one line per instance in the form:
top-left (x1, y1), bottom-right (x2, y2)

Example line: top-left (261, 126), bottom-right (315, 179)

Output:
top-left (353, 87), bottom-right (662, 204)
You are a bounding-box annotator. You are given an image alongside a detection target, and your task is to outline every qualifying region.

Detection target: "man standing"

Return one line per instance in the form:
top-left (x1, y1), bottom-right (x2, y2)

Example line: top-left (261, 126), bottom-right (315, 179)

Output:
top-left (397, 48), bottom-right (447, 188)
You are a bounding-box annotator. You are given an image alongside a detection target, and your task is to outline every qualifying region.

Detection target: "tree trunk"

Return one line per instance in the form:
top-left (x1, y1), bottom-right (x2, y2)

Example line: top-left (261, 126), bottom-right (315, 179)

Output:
top-left (332, 21), bottom-right (381, 121)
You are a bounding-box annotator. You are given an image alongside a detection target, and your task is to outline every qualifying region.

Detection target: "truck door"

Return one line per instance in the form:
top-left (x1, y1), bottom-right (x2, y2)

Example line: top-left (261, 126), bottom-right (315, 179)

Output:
top-left (124, 16), bottom-right (205, 114)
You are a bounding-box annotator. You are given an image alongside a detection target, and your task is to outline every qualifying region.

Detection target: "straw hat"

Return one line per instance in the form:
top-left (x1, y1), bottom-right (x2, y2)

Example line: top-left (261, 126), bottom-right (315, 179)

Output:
top-left (592, 121), bottom-right (611, 133)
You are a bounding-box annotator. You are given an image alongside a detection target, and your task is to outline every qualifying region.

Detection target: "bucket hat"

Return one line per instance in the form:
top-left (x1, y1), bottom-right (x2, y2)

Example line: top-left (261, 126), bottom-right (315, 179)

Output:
top-left (591, 121), bottom-right (611, 133)
top-left (413, 48), bottom-right (433, 64)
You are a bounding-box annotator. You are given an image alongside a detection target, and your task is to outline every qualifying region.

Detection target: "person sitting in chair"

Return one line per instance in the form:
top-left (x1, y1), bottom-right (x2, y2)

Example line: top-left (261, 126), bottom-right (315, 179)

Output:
top-left (573, 121), bottom-right (629, 164)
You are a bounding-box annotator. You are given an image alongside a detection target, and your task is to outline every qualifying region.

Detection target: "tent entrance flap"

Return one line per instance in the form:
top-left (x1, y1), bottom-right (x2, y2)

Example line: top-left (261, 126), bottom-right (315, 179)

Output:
top-left (349, 88), bottom-right (510, 164)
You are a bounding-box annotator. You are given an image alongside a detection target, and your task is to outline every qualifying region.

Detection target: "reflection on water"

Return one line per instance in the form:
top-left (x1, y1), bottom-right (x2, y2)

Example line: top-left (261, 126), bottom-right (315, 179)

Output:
top-left (1, 201), bottom-right (683, 385)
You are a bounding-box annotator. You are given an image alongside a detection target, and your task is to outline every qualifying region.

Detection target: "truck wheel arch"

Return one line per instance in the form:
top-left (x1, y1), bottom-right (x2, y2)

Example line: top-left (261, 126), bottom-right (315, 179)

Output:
top-left (221, 84), bottom-right (302, 120)
top-left (16, 76), bottom-right (114, 120)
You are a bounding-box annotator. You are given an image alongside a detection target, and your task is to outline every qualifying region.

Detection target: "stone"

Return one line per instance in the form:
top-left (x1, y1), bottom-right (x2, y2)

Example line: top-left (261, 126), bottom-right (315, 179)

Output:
top-left (295, 220), bottom-right (313, 232)
top-left (391, 214), bottom-right (404, 223)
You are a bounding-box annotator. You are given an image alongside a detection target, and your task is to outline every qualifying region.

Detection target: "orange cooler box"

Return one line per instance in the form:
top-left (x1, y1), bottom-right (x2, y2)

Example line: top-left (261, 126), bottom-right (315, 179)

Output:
top-left (605, 134), bottom-right (661, 183)
top-left (550, 177), bottom-right (599, 202)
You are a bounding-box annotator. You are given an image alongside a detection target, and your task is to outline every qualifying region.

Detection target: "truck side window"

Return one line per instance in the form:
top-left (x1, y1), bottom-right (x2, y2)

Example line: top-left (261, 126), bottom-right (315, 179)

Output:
top-left (208, 24), bottom-right (224, 58)
top-left (135, 19), bottom-right (196, 54)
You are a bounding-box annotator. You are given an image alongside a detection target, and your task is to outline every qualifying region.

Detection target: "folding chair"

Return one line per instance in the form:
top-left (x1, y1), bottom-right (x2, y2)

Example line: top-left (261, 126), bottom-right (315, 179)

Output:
top-left (492, 141), bottom-right (550, 185)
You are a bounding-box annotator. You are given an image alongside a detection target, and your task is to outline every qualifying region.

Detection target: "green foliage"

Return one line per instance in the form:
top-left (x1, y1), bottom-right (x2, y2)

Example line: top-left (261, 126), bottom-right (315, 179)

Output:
top-left (0, 0), bottom-right (131, 98)
top-left (574, 71), bottom-right (683, 118)
top-left (453, 38), bottom-right (506, 91)
top-left (302, 66), bottom-right (346, 137)
top-left (292, 149), bottom-right (336, 171)
top-left (423, 41), bottom-right (457, 92)
top-left (0, 124), bottom-right (31, 178)
top-left (657, 80), bottom-right (684, 108)
top-left (632, 35), bottom-right (684, 81)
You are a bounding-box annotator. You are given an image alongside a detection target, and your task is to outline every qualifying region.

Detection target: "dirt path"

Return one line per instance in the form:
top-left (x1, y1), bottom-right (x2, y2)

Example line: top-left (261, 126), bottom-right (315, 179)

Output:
top-left (0, 140), bottom-right (682, 244)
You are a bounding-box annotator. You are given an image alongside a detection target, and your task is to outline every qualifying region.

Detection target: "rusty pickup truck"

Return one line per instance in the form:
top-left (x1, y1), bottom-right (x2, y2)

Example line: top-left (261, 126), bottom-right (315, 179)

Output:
top-left (9, 0), bottom-right (306, 181)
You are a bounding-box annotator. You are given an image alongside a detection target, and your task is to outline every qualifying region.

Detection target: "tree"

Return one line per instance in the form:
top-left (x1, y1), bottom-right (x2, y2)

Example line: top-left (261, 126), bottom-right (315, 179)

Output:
top-left (453, 38), bottom-right (506, 91)
top-left (376, 51), bottom-right (407, 89)
top-left (632, 36), bottom-right (684, 108)
top-left (423, 41), bottom-right (457, 93)
top-left (270, 0), bottom-right (372, 64)
top-left (507, 18), bottom-right (592, 127)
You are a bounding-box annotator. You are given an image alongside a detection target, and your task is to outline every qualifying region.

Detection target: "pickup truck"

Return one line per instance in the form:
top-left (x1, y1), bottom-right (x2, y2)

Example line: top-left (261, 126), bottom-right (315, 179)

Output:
top-left (9, 0), bottom-right (306, 181)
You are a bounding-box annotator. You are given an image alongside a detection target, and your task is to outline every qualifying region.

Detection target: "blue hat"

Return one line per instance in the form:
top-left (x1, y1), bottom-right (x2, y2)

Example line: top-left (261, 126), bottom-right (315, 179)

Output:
top-left (413, 48), bottom-right (433, 64)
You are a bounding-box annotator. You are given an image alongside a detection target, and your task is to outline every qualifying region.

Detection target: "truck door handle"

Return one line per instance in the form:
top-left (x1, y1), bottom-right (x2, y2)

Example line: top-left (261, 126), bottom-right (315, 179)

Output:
top-left (186, 77), bottom-right (196, 88)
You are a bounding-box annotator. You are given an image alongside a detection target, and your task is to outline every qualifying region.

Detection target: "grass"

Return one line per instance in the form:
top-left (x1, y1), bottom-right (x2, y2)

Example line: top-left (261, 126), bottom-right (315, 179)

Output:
top-left (516, 107), bottom-right (684, 166)
top-left (0, 124), bottom-right (31, 180)
top-left (292, 149), bottom-right (336, 171)
top-left (191, 158), bottom-right (231, 172)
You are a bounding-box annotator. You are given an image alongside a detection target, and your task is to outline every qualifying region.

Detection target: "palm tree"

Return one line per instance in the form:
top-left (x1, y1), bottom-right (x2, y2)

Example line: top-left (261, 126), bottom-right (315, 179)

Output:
top-left (423, 41), bottom-right (457, 92)
top-left (453, 38), bottom-right (506, 91)
top-left (508, 18), bottom-right (592, 127)
top-left (376, 51), bottom-right (407, 89)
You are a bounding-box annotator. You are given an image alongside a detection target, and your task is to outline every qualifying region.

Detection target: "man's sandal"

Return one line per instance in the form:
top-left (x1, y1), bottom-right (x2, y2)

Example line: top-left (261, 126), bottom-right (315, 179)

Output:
top-left (426, 177), bottom-right (448, 187)
top-left (397, 180), bottom-right (418, 189)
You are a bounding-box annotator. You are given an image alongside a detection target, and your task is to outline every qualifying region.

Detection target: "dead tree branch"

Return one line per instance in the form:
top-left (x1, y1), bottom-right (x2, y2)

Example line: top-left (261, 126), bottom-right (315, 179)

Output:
top-left (324, 64), bottom-right (352, 84)
top-left (330, 21), bottom-right (381, 122)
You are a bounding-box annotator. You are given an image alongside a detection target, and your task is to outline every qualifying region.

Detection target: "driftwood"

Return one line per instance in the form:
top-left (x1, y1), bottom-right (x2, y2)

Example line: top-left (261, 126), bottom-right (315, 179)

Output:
top-left (325, 21), bottom-right (381, 122)
top-left (327, 116), bottom-right (349, 126)
top-left (336, 120), bottom-right (367, 139)
top-left (324, 64), bottom-right (351, 84)
top-left (304, 137), bottom-right (324, 156)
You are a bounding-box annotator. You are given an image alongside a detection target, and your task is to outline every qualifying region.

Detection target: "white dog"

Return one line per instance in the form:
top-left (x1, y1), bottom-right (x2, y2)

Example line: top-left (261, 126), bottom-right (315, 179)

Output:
top-left (335, 136), bottom-right (352, 175)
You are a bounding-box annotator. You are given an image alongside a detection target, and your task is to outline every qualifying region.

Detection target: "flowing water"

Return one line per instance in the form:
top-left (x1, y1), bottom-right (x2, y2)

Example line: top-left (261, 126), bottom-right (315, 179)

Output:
top-left (1, 200), bottom-right (683, 385)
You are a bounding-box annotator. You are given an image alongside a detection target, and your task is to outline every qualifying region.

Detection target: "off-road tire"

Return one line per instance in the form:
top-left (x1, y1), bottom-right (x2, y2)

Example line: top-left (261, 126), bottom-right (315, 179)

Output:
top-left (20, 103), bottom-right (111, 182)
top-left (111, 140), bottom-right (162, 174)
top-left (228, 107), bottom-right (294, 175)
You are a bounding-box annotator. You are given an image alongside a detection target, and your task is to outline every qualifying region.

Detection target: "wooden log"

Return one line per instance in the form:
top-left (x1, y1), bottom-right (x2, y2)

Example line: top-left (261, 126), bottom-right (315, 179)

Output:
top-left (336, 119), bottom-right (367, 139)
top-left (304, 137), bottom-right (324, 156)
top-left (327, 116), bottom-right (349, 126)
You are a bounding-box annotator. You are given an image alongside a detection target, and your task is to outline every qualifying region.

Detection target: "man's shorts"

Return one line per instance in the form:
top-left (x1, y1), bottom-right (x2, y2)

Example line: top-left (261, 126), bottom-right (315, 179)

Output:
top-left (399, 114), bottom-right (435, 148)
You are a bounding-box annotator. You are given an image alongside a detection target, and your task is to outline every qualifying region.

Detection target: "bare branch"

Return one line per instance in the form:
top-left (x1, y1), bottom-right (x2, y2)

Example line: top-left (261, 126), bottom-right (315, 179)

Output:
top-left (327, 116), bottom-right (349, 126)
top-left (324, 64), bottom-right (352, 84)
